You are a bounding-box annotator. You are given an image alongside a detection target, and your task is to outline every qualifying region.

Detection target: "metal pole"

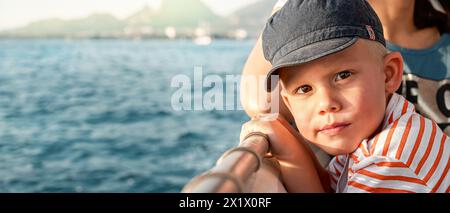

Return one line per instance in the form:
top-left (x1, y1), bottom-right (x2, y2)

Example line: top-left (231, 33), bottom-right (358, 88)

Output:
top-left (181, 132), bottom-right (269, 193)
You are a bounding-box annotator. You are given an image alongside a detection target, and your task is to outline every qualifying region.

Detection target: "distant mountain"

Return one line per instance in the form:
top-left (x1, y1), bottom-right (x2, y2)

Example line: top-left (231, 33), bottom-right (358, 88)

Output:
top-left (125, 5), bottom-right (156, 27)
top-left (125, 0), bottom-right (219, 30)
top-left (3, 0), bottom-right (220, 37)
top-left (3, 13), bottom-right (125, 37)
top-left (149, 0), bottom-right (220, 30)
top-left (0, 0), bottom-right (278, 39)
top-left (221, 0), bottom-right (278, 37)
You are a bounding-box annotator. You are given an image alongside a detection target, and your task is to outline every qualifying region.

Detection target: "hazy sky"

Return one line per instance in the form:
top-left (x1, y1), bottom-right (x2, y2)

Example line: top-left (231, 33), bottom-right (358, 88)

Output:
top-left (0, 0), bottom-right (261, 30)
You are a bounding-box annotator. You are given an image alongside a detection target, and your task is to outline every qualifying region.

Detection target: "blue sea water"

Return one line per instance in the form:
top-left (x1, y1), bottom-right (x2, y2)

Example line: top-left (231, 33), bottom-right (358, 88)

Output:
top-left (0, 39), bottom-right (252, 192)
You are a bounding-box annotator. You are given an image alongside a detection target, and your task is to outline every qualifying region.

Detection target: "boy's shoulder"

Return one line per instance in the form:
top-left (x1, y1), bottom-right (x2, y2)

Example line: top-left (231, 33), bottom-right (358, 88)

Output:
top-left (358, 112), bottom-right (446, 161)
top-left (369, 94), bottom-right (448, 161)
top-left (349, 105), bottom-right (449, 192)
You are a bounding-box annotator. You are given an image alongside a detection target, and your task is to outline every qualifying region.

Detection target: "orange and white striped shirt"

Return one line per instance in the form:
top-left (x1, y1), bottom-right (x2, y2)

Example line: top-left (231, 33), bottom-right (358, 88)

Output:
top-left (328, 93), bottom-right (450, 193)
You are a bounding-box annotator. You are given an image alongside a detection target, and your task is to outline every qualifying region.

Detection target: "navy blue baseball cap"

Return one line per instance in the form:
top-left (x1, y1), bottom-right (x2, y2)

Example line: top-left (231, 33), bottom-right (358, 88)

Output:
top-left (262, 0), bottom-right (385, 91)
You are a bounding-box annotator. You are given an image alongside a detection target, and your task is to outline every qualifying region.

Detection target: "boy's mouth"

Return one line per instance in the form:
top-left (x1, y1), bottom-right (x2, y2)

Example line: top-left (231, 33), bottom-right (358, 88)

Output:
top-left (318, 123), bottom-right (350, 136)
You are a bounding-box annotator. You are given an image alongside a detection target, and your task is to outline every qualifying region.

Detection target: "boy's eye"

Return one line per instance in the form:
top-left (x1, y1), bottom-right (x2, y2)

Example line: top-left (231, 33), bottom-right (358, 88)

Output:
top-left (295, 85), bottom-right (312, 94)
top-left (335, 71), bottom-right (352, 81)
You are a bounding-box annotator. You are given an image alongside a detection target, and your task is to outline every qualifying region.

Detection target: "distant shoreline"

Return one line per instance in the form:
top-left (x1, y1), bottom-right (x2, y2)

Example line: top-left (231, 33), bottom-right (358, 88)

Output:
top-left (0, 34), bottom-right (258, 40)
top-left (0, 36), bottom-right (257, 41)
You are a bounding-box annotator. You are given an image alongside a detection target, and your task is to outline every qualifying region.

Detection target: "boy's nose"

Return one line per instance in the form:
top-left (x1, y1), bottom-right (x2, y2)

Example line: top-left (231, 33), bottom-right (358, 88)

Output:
top-left (317, 89), bottom-right (342, 115)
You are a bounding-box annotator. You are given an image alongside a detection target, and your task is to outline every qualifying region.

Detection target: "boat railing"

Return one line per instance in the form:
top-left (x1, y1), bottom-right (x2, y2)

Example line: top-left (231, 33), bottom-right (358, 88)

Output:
top-left (181, 132), bottom-right (271, 193)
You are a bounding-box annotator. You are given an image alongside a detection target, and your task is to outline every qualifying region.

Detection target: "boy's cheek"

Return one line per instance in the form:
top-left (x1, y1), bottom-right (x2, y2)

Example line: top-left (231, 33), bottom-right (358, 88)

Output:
top-left (292, 115), bottom-right (313, 135)
top-left (289, 103), bottom-right (311, 124)
top-left (288, 102), bottom-right (311, 122)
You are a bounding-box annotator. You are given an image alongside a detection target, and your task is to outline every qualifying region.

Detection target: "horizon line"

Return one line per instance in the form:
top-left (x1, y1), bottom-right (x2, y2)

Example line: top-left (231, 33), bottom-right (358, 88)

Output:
top-left (0, 0), bottom-right (263, 31)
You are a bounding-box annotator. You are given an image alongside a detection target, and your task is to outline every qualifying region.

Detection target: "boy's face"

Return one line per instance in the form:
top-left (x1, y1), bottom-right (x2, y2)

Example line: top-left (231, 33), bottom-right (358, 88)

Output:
top-left (279, 39), bottom-right (391, 155)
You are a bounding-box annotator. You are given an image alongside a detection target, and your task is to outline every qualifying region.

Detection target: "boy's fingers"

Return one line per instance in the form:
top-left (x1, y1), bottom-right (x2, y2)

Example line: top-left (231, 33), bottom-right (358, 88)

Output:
top-left (256, 113), bottom-right (279, 121)
top-left (240, 119), bottom-right (269, 143)
top-left (240, 120), bottom-right (255, 142)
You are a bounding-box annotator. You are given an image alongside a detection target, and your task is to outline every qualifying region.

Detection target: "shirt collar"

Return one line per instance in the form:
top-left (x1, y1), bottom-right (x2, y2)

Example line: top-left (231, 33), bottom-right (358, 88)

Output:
top-left (382, 93), bottom-right (415, 129)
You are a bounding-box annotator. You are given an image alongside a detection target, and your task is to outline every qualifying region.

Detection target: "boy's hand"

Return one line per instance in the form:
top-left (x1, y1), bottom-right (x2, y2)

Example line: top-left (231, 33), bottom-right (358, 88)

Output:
top-left (240, 114), bottom-right (305, 159)
top-left (240, 114), bottom-right (326, 192)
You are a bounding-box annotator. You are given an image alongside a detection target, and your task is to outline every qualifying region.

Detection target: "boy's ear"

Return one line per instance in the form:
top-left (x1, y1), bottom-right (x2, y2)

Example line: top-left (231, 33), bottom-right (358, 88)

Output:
top-left (383, 52), bottom-right (404, 94)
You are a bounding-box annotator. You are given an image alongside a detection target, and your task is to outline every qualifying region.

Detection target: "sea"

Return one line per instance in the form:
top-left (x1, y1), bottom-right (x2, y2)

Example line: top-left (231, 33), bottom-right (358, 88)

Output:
top-left (0, 39), bottom-right (253, 192)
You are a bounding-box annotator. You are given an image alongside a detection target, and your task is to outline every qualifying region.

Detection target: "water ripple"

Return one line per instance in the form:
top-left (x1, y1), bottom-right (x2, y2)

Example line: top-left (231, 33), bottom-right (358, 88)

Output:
top-left (0, 39), bottom-right (252, 192)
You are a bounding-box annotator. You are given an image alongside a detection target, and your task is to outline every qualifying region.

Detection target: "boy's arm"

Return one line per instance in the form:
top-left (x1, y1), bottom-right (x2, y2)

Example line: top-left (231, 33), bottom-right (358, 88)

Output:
top-left (240, 36), bottom-right (294, 122)
top-left (241, 115), bottom-right (331, 192)
top-left (273, 116), bottom-right (333, 193)
top-left (240, 0), bottom-right (330, 192)
top-left (239, 0), bottom-right (294, 122)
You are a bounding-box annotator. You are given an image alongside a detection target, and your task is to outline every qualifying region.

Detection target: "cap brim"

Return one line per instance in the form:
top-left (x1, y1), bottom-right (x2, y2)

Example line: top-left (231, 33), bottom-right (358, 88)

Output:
top-left (266, 37), bottom-right (358, 92)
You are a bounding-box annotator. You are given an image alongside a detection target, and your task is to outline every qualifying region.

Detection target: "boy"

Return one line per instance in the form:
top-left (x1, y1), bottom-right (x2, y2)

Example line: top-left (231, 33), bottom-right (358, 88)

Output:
top-left (240, 0), bottom-right (450, 193)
